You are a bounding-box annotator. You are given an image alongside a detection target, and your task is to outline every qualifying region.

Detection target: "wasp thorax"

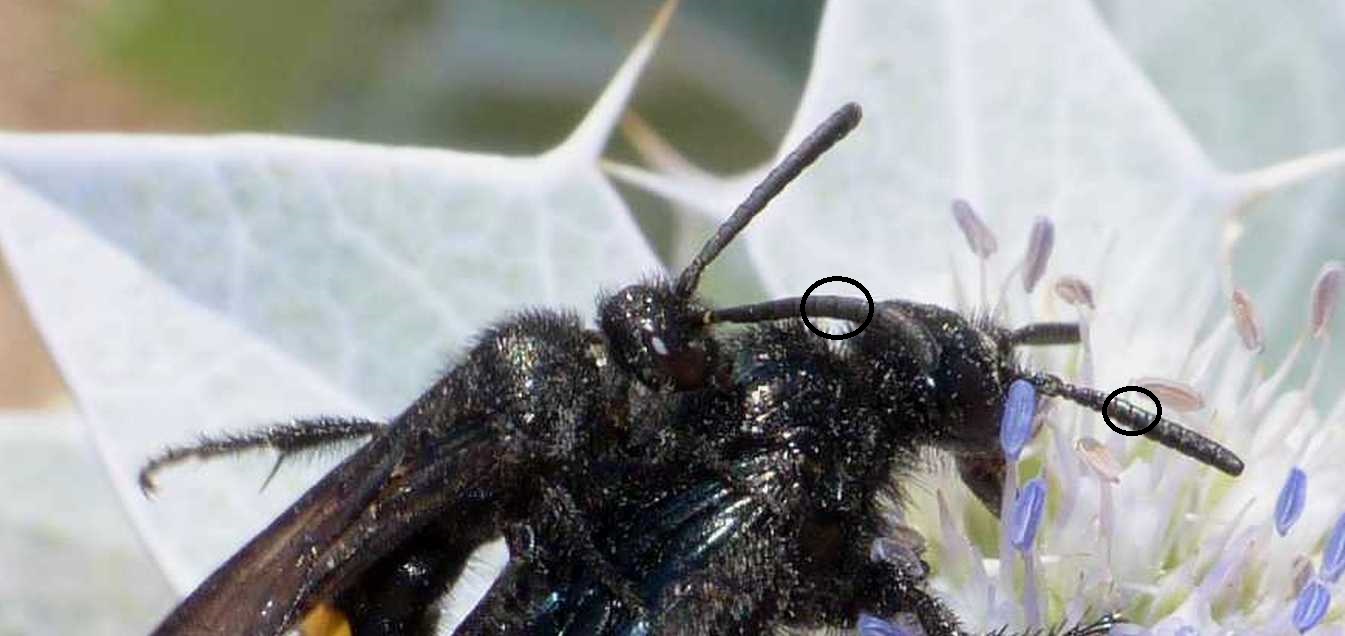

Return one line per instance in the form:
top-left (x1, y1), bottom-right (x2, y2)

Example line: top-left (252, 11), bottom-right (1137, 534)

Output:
top-left (598, 281), bottom-right (717, 391)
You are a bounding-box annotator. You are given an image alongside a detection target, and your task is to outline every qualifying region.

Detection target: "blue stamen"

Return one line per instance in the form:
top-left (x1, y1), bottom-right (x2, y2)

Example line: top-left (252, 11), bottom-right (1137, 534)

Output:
top-left (1323, 512), bottom-right (1345, 583)
top-left (857, 613), bottom-right (912, 636)
top-left (1292, 579), bottom-right (1331, 633)
top-left (1275, 467), bottom-right (1308, 537)
top-left (1009, 477), bottom-right (1047, 552)
top-left (1000, 379), bottom-right (1037, 462)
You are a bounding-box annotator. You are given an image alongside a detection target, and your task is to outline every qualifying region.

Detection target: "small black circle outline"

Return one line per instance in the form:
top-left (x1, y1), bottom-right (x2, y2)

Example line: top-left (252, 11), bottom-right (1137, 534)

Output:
top-left (799, 276), bottom-right (875, 341)
top-left (1101, 386), bottom-right (1162, 436)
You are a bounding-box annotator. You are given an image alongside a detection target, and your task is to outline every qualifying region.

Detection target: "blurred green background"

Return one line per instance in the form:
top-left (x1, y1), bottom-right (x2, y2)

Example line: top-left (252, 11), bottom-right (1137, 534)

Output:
top-left (85, 1), bottom-right (819, 164)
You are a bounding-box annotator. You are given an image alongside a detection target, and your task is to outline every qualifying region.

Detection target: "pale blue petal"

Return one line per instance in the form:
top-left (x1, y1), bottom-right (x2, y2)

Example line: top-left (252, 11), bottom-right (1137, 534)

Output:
top-left (999, 379), bottom-right (1037, 461)
top-left (1292, 579), bottom-right (1331, 633)
top-left (1008, 477), bottom-right (1047, 552)
top-left (1323, 511), bottom-right (1345, 583)
top-left (857, 613), bottom-right (912, 636)
top-left (1275, 467), bottom-right (1308, 536)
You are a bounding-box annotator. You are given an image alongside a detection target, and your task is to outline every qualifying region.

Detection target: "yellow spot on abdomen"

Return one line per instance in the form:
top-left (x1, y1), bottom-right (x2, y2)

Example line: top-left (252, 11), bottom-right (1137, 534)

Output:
top-left (300, 603), bottom-right (353, 636)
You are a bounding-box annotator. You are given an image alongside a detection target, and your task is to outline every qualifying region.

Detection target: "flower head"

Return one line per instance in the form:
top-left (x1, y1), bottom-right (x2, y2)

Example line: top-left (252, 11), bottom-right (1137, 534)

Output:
top-left (897, 210), bottom-right (1345, 633)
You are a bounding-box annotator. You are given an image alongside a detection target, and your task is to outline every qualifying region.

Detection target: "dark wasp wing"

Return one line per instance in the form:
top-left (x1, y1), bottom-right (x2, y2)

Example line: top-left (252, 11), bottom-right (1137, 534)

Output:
top-left (152, 419), bottom-right (501, 635)
top-left (152, 309), bottom-right (617, 635)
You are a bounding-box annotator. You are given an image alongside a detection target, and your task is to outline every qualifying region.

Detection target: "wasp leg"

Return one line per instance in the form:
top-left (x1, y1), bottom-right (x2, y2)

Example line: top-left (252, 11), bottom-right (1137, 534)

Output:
top-left (453, 551), bottom-right (629, 635)
top-left (453, 481), bottom-right (651, 635)
top-left (331, 509), bottom-right (497, 636)
top-left (138, 417), bottom-right (383, 493)
top-left (854, 561), bottom-right (967, 636)
top-left (782, 503), bottom-right (965, 636)
top-left (981, 613), bottom-right (1121, 636)
top-left (537, 483), bottom-right (648, 613)
top-left (1058, 614), bottom-right (1123, 635)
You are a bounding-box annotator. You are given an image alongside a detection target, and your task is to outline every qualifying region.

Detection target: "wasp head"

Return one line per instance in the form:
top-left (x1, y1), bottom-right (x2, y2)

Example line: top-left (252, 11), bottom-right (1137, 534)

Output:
top-left (598, 280), bottom-right (718, 391)
top-left (854, 301), bottom-right (1017, 456)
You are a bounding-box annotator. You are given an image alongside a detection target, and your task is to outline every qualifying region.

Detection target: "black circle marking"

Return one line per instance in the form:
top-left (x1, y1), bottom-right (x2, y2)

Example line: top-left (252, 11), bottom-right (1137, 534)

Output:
top-left (1101, 386), bottom-right (1161, 437)
top-left (799, 276), bottom-right (874, 341)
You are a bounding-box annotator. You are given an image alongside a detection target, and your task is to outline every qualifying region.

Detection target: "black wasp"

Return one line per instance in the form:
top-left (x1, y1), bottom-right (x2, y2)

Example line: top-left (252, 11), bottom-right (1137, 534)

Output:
top-left (139, 103), bottom-right (1243, 636)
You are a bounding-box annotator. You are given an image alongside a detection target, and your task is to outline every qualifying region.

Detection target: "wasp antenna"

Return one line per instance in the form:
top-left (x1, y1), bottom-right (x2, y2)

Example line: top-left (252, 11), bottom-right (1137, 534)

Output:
top-left (1025, 372), bottom-right (1245, 477)
top-left (674, 103), bottom-right (862, 298)
top-left (707, 294), bottom-right (871, 325)
top-left (1009, 322), bottom-right (1081, 346)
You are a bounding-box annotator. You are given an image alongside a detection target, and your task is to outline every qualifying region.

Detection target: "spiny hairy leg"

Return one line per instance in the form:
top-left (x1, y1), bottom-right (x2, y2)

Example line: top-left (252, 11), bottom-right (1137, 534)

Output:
top-left (855, 561), bottom-right (967, 636)
top-left (139, 417), bottom-right (383, 493)
top-left (984, 613), bottom-right (1121, 636)
top-left (533, 483), bottom-right (648, 614)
